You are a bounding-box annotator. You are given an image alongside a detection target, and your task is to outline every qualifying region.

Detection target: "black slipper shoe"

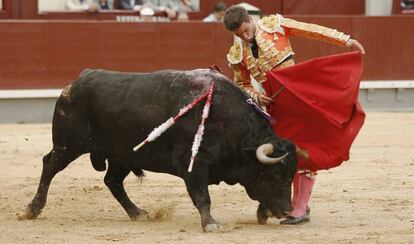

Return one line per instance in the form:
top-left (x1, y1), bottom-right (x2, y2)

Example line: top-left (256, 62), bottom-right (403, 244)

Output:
top-left (280, 212), bottom-right (310, 225)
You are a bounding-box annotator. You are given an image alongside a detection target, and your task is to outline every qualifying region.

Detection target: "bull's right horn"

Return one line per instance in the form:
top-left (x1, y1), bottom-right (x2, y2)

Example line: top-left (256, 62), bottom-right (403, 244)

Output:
top-left (256, 143), bottom-right (289, 165)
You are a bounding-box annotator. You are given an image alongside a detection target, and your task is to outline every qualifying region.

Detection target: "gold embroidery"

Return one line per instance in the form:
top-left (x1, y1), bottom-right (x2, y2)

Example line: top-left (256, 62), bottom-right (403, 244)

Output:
top-left (230, 64), bottom-right (243, 83)
top-left (254, 73), bottom-right (266, 83)
top-left (256, 30), bottom-right (294, 73)
top-left (232, 66), bottom-right (254, 92)
top-left (227, 39), bottom-right (243, 64)
top-left (257, 14), bottom-right (286, 36)
top-left (275, 59), bottom-right (295, 69)
top-left (258, 15), bottom-right (278, 33)
top-left (243, 42), bottom-right (267, 83)
top-left (280, 17), bottom-right (350, 46)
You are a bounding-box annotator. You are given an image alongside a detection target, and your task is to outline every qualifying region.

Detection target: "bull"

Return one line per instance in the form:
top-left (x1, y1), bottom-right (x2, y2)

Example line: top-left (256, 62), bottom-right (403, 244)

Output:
top-left (25, 69), bottom-right (297, 231)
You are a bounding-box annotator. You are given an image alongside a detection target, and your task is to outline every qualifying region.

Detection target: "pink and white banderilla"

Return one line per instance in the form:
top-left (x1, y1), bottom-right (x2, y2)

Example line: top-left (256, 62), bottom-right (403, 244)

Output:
top-left (133, 81), bottom-right (215, 172)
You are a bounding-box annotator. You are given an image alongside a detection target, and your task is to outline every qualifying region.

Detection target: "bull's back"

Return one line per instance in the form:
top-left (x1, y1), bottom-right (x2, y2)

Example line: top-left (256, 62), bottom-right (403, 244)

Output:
top-left (73, 69), bottom-right (190, 105)
top-left (55, 69), bottom-right (217, 143)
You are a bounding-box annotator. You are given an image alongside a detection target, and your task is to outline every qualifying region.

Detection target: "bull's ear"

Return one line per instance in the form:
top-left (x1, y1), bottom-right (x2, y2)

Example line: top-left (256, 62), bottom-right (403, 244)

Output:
top-left (243, 147), bottom-right (256, 151)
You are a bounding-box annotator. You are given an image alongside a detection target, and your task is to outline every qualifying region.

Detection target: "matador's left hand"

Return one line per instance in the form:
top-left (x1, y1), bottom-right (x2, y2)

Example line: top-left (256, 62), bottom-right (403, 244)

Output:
top-left (346, 39), bottom-right (365, 55)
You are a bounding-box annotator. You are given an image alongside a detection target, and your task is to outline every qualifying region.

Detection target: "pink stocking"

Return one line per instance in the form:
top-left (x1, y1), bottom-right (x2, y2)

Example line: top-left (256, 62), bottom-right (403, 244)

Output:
top-left (290, 172), bottom-right (316, 218)
top-left (291, 173), bottom-right (300, 209)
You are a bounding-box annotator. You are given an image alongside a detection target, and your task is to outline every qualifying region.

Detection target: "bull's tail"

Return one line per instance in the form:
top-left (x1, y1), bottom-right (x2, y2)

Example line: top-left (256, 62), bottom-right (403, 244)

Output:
top-left (132, 169), bottom-right (145, 178)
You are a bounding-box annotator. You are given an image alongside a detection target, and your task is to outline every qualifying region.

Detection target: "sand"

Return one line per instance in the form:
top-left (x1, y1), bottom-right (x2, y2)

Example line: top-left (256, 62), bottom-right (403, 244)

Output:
top-left (0, 112), bottom-right (413, 243)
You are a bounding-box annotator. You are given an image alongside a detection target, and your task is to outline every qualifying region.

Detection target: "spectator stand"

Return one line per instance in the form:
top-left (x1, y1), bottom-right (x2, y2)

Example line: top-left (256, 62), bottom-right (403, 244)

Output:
top-left (37, 0), bottom-right (168, 21)
top-left (0, 0), bottom-right (10, 19)
top-left (393, 0), bottom-right (414, 14)
top-left (0, 0), bottom-right (371, 20)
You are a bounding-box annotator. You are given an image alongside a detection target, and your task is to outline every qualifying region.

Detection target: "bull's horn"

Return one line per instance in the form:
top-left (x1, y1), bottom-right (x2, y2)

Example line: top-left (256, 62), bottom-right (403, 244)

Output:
top-left (256, 143), bottom-right (289, 165)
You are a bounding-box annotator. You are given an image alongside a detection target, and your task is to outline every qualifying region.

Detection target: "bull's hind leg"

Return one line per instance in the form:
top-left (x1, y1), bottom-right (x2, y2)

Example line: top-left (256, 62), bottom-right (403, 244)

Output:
top-left (25, 148), bottom-right (80, 219)
top-left (104, 161), bottom-right (148, 221)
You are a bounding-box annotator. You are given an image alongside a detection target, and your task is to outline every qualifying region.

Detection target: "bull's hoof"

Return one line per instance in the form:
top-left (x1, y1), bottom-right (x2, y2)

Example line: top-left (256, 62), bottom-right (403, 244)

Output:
top-left (203, 223), bottom-right (223, 232)
top-left (257, 215), bottom-right (269, 225)
top-left (24, 205), bottom-right (41, 220)
top-left (130, 210), bottom-right (149, 221)
top-left (256, 205), bottom-right (272, 225)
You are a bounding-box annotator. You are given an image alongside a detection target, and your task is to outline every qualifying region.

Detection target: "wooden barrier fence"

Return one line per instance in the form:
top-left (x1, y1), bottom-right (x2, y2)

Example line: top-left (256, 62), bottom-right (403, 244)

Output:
top-left (0, 16), bottom-right (413, 89)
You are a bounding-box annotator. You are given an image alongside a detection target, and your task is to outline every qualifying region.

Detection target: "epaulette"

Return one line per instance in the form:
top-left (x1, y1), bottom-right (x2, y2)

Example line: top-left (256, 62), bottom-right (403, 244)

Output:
top-left (257, 14), bottom-right (285, 36)
top-left (227, 38), bottom-right (243, 64)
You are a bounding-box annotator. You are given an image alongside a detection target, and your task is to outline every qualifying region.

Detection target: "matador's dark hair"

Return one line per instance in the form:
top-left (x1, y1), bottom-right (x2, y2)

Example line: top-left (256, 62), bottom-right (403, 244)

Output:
top-left (223, 6), bottom-right (250, 31)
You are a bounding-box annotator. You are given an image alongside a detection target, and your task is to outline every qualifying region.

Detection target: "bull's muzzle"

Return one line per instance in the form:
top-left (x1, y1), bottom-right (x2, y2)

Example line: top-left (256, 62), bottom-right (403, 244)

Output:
top-left (256, 143), bottom-right (288, 165)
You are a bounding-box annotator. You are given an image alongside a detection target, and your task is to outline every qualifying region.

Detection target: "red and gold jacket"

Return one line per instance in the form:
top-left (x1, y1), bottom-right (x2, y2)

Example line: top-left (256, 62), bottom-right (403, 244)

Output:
top-left (227, 14), bottom-right (350, 101)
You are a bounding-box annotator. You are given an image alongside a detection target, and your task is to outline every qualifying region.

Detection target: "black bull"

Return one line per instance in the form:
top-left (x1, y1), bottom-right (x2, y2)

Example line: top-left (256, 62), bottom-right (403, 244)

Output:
top-left (25, 69), bottom-right (297, 231)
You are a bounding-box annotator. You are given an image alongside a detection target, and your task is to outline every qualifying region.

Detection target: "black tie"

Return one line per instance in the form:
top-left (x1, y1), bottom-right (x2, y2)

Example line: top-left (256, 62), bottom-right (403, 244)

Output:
top-left (251, 38), bottom-right (259, 59)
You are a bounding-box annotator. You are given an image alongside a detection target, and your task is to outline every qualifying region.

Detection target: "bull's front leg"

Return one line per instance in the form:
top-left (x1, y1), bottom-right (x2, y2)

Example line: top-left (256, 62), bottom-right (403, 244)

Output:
top-left (183, 169), bottom-right (221, 232)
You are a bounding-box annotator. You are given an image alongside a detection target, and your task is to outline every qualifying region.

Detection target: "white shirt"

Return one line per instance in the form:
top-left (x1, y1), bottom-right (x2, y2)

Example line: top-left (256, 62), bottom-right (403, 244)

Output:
top-left (203, 14), bottom-right (220, 22)
top-left (66, 0), bottom-right (92, 11)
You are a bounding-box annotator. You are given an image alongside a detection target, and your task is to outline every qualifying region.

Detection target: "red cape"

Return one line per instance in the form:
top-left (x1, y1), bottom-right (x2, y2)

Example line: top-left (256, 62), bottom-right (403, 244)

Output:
top-left (262, 51), bottom-right (365, 171)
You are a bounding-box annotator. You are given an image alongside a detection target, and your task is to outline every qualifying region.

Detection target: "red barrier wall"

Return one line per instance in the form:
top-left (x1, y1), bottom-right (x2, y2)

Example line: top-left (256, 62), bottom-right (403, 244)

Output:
top-left (1, 16), bottom-right (414, 89)
top-left (0, 21), bottom-right (232, 89)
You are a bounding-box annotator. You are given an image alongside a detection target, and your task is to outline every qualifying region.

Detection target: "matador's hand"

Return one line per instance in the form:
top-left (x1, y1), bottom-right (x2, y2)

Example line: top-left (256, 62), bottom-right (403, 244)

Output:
top-left (258, 93), bottom-right (273, 107)
top-left (346, 39), bottom-right (365, 55)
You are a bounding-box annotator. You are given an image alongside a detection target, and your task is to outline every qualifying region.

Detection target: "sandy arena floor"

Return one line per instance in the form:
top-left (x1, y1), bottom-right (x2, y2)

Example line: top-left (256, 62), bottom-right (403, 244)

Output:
top-left (0, 112), bottom-right (413, 243)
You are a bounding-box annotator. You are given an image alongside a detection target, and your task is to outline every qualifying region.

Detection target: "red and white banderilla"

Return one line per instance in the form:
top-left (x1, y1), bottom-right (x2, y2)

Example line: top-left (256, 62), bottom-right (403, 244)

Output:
top-left (133, 81), bottom-right (215, 173)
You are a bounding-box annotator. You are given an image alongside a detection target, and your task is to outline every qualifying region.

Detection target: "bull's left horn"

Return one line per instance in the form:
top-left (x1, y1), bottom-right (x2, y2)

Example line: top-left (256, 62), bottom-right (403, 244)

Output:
top-left (256, 143), bottom-right (289, 165)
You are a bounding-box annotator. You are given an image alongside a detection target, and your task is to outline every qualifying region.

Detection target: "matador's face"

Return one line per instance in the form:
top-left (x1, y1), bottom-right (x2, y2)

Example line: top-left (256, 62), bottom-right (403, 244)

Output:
top-left (233, 18), bottom-right (256, 43)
